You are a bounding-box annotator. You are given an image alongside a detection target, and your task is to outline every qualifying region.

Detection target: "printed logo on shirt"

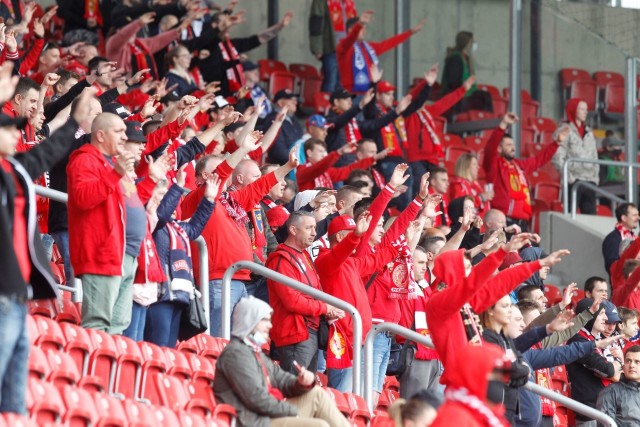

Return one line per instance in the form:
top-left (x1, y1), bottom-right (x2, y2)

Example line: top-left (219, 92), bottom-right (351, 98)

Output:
top-left (173, 260), bottom-right (190, 273)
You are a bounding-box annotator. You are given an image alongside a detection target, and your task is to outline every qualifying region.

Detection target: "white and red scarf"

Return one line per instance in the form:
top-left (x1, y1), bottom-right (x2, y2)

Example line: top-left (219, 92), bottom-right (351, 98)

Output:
top-left (616, 223), bottom-right (636, 241)
top-left (387, 235), bottom-right (417, 300)
top-left (445, 387), bottom-right (506, 427)
top-left (219, 37), bottom-right (246, 87)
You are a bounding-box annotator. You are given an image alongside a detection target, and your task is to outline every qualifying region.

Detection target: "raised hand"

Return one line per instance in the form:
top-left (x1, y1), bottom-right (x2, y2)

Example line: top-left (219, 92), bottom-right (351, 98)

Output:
top-left (359, 10), bottom-right (374, 25)
top-left (369, 64), bottom-right (383, 84)
top-left (177, 95), bottom-right (198, 110)
top-left (337, 141), bottom-right (357, 156)
top-left (280, 11), bottom-right (293, 27)
top-left (42, 73), bottom-right (60, 87)
top-left (540, 249), bottom-right (571, 268)
top-left (555, 126), bottom-right (571, 144)
top-left (479, 230), bottom-right (502, 252)
top-left (5, 31), bottom-right (17, 52)
top-left (500, 112), bottom-right (519, 129)
top-left (389, 163), bottom-right (410, 188)
top-left (274, 105), bottom-right (288, 122)
top-left (422, 194), bottom-right (442, 219)
top-left (459, 208), bottom-right (473, 232)
top-left (114, 151), bottom-right (136, 176)
top-left (175, 163), bottom-right (188, 188)
top-left (504, 223), bottom-right (521, 234)
top-left (287, 145), bottom-right (299, 168)
top-left (374, 147), bottom-right (392, 161)
top-left (411, 17), bottom-right (426, 34)
top-left (222, 111), bottom-right (243, 126)
top-left (424, 63), bottom-right (438, 86)
top-left (463, 75), bottom-right (476, 92)
top-left (32, 18), bottom-right (44, 38)
top-left (140, 96), bottom-right (160, 119)
top-left (139, 12), bottom-right (156, 25)
top-left (354, 211), bottom-right (372, 237)
top-left (127, 68), bottom-right (151, 87)
top-left (546, 310), bottom-right (575, 334)
top-left (596, 335), bottom-right (622, 349)
top-left (589, 294), bottom-right (605, 315)
top-left (71, 87), bottom-right (98, 124)
top-left (205, 81), bottom-right (221, 94)
top-left (41, 6), bottom-right (59, 24)
top-left (148, 153), bottom-right (172, 183)
top-left (360, 88), bottom-right (376, 108)
top-left (240, 130), bottom-right (263, 152)
top-left (503, 233), bottom-right (532, 252)
top-left (562, 283), bottom-right (578, 308)
top-left (204, 173), bottom-right (221, 202)
top-left (418, 172), bottom-right (430, 199)
top-left (395, 94), bottom-right (412, 114)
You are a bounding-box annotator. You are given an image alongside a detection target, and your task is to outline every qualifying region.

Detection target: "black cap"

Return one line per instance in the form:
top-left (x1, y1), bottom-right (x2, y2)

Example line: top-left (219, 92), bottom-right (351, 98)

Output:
top-left (329, 88), bottom-right (355, 103)
top-left (223, 121), bottom-right (244, 135)
top-left (243, 60), bottom-right (259, 72)
top-left (0, 113), bottom-right (27, 129)
top-left (273, 89), bottom-right (297, 103)
top-left (575, 298), bottom-right (596, 316)
top-left (125, 121), bottom-right (146, 143)
top-left (161, 90), bottom-right (180, 103)
top-left (102, 102), bottom-right (131, 119)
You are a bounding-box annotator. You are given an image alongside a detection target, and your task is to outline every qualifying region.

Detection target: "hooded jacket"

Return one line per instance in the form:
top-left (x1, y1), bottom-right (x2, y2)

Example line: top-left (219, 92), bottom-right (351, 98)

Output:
top-left (551, 98), bottom-right (599, 185)
top-left (596, 374), bottom-right (640, 426)
top-left (446, 196), bottom-right (483, 250)
top-left (519, 246), bottom-right (544, 290)
top-left (431, 343), bottom-right (510, 427)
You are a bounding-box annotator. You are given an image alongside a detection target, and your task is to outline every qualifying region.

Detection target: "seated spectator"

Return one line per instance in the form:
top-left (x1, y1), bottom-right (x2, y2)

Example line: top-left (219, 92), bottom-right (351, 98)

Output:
top-left (552, 98), bottom-right (599, 215)
top-left (387, 389), bottom-right (442, 427)
top-left (213, 296), bottom-right (350, 427)
top-left (602, 202), bottom-right (638, 276)
top-left (585, 276), bottom-right (610, 300)
top-left (449, 152), bottom-right (493, 218)
top-left (597, 345), bottom-right (640, 426)
top-left (446, 195), bottom-right (482, 250)
top-left (517, 284), bottom-right (548, 311)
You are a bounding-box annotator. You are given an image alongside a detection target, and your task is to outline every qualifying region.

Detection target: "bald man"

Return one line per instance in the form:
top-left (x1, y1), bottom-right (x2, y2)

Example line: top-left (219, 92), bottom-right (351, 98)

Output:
top-left (230, 159), bottom-right (278, 298)
top-left (483, 208), bottom-right (521, 235)
top-left (68, 112), bottom-right (147, 334)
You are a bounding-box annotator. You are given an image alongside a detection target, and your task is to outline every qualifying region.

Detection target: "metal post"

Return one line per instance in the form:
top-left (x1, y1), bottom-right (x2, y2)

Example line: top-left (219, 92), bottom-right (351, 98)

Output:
top-left (570, 181), bottom-right (626, 219)
top-left (222, 261), bottom-right (364, 395)
top-left (530, 0), bottom-right (542, 102)
top-left (625, 57), bottom-right (638, 204)
top-left (267, 0), bottom-right (279, 60)
top-left (363, 323), bottom-right (433, 411)
top-left (394, 0), bottom-right (410, 96)
top-left (509, 0), bottom-right (522, 155)
top-left (193, 237), bottom-right (210, 334)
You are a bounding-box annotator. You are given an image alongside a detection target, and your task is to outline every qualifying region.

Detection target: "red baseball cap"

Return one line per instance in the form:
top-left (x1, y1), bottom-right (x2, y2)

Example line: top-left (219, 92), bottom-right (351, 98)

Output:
top-left (266, 205), bottom-right (290, 228)
top-left (376, 80), bottom-right (396, 93)
top-left (328, 215), bottom-right (357, 236)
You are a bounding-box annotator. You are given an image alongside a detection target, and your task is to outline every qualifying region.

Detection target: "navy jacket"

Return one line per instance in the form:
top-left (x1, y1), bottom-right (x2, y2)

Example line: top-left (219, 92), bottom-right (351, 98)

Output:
top-left (602, 229), bottom-right (622, 275)
top-left (262, 112), bottom-right (304, 166)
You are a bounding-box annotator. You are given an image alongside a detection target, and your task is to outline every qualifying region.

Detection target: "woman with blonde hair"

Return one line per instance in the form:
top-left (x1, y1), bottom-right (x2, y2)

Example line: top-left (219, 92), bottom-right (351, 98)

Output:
top-left (449, 152), bottom-right (493, 217)
top-left (387, 389), bottom-right (441, 427)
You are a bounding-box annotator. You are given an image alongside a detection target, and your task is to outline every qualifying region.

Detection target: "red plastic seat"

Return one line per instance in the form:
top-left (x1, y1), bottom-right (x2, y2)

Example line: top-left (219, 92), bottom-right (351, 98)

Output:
top-left (28, 345), bottom-right (49, 380)
top-left (151, 406), bottom-right (181, 427)
top-left (597, 204), bottom-right (613, 217)
top-left (58, 384), bottom-right (96, 427)
top-left (301, 76), bottom-right (323, 109)
top-left (48, 262), bottom-right (65, 284)
top-left (257, 59), bottom-right (287, 82)
top-left (383, 376), bottom-right (400, 392)
top-left (535, 182), bottom-right (561, 201)
top-left (194, 334), bottom-right (229, 361)
top-left (371, 412), bottom-right (394, 427)
top-left (560, 68), bottom-right (591, 89)
top-left (492, 97), bottom-right (508, 117)
top-left (315, 372), bottom-right (328, 387)
top-left (28, 299), bottom-right (56, 318)
top-left (112, 335), bottom-right (144, 399)
top-left (569, 80), bottom-right (597, 111)
top-left (187, 353), bottom-right (216, 387)
top-left (33, 315), bottom-right (65, 352)
top-left (603, 83), bottom-right (624, 114)
top-left (344, 392), bottom-right (372, 427)
top-left (121, 399), bottom-right (155, 427)
top-left (376, 389), bottom-right (399, 411)
top-left (529, 117), bottom-right (557, 133)
top-left (268, 71), bottom-right (296, 97)
top-left (520, 100), bottom-right (539, 122)
top-left (312, 91), bottom-right (331, 114)
top-left (174, 411), bottom-right (209, 427)
top-left (137, 341), bottom-right (168, 402)
top-left (467, 110), bottom-right (496, 121)
top-left (544, 284), bottom-right (562, 305)
top-left (446, 145), bottom-right (473, 163)
top-left (476, 84), bottom-right (502, 100)
top-left (3, 413), bottom-right (37, 427)
top-left (28, 377), bottom-right (64, 425)
top-left (187, 380), bottom-right (236, 427)
top-left (441, 133), bottom-right (463, 147)
top-left (593, 71), bottom-right (624, 89)
top-left (55, 299), bottom-right (81, 325)
top-left (92, 392), bottom-right (128, 427)
top-left (27, 314), bottom-right (39, 345)
top-left (324, 387), bottom-right (349, 416)
top-left (289, 63), bottom-right (321, 80)
top-left (503, 88), bottom-right (533, 103)
top-left (154, 374), bottom-right (211, 418)
top-left (538, 130), bottom-right (556, 146)
top-left (464, 136), bottom-right (488, 151)
top-left (177, 338), bottom-right (199, 355)
top-left (164, 347), bottom-right (193, 381)
top-left (47, 349), bottom-right (82, 387)
top-left (60, 322), bottom-right (92, 376)
top-left (572, 289), bottom-right (586, 305)
top-left (87, 329), bottom-right (119, 392)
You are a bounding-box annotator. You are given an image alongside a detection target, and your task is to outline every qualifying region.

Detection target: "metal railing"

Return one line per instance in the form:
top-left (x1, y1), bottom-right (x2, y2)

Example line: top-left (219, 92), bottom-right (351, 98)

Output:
top-left (221, 261), bottom-right (364, 395)
top-left (363, 322), bottom-right (617, 426)
top-left (561, 158), bottom-right (640, 213)
top-left (34, 185), bottom-right (211, 327)
top-left (570, 181), bottom-right (626, 219)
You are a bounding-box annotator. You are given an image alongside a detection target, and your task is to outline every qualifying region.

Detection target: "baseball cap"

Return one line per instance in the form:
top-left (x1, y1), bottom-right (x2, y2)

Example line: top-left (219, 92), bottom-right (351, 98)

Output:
top-left (102, 102), bottom-right (131, 119)
top-left (243, 60), bottom-right (259, 72)
top-left (328, 215), bottom-right (357, 236)
top-left (499, 251), bottom-right (523, 271)
top-left (329, 88), bottom-right (355, 103)
top-left (307, 114), bottom-right (332, 129)
top-left (125, 121), bottom-right (146, 143)
top-left (266, 205), bottom-right (290, 228)
top-left (273, 89), bottom-right (297, 103)
top-left (376, 80), bottom-right (396, 93)
top-left (602, 135), bottom-right (624, 150)
top-left (0, 113), bottom-right (27, 129)
top-left (213, 96), bottom-right (230, 110)
top-left (575, 298), bottom-right (596, 316)
top-left (601, 300), bottom-right (622, 323)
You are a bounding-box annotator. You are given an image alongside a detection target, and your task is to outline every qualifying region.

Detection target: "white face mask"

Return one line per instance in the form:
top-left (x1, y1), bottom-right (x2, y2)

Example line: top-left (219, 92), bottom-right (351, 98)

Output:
top-left (471, 42), bottom-right (478, 53)
top-left (251, 331), bottom-right (268, 346)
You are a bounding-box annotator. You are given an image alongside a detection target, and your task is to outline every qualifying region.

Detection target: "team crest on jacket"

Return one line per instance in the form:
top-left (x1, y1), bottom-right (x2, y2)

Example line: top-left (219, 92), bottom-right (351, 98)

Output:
top-left (173, 260), bottom-right (190, 272)
top-left (391, 264), bottom-right (408, 288)
top-left (253, 207), bottom-right (264, 233)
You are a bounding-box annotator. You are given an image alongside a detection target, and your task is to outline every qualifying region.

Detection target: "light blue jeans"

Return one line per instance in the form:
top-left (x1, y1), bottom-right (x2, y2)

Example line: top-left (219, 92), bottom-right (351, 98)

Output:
top-left (0, 296), bottom-right (29, 414)
top-left (51, 230), bottom-right (71, 285)
top-left (327, 350), bottom-right (365, 393)
top-left (123, 302), bottom-right (147, 342)
top-left (209, 279), bottom-right (247, 337)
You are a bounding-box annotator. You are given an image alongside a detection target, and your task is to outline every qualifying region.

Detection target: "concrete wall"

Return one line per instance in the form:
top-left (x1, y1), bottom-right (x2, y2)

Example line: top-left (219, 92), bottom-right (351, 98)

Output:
top-left (233, 0), bottom-right (631, 122)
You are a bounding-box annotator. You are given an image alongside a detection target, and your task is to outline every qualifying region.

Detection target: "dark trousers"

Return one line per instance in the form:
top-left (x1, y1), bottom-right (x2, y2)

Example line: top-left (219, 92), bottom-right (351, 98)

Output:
top-left (569, 180), bottom-right (597, 215)
top-left (272, 328), bottom-right (319, 374)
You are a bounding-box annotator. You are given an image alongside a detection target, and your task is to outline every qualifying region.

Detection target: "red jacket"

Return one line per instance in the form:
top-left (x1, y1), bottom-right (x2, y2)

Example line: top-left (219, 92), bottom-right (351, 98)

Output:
top-left (482, 127), bottom-right (559, 220)
top-left (405, 86), bottom-right (466, 164)
top-left (398, 281), bottom-right (439, 360)
top-left (336, 22), bottom-right (412, 93)
top-left (612, 262), bottom-right (640, 310)
top-left (316, 232), bottom-right (398, 349)
top-left (3, 102), bottom-right (35, 150)
top-left (296, 151), bottom-right (375, 191)
top-left (67, 144), bottom-right (126, 276)
top-left (266, 244), bottom-right (327, 347)
top-left (354, 183), bottom-right (395, 257)
top-left (181, 160), bottom-right (278, 281)
top-left (611, 237), bottom-right (640, 292)
top-left (449, 177), bottom-right (489, 218)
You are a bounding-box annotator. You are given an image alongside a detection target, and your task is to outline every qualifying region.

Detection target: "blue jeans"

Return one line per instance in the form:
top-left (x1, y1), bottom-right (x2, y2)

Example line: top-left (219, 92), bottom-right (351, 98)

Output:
top-left (371, 333), bottom-right (392, 392)
top-left (327, 350), bottom-right (365, 393)
top-left (51, 230), bottom-right (72, 284)
top-left (321, 53), bottom-right (339, 93)
top-left (209, 279), bottom-right (247, 338)
top-left (40, 233), bottom-right (54, 262)
top-left (0, 296), bottom-right (29, 414)
top-left (123, 302), bottom-right (147, 342)
top-left (145, 301), bottom-right (185, 348)
top-left (377, 158), bottom-right (414, 210)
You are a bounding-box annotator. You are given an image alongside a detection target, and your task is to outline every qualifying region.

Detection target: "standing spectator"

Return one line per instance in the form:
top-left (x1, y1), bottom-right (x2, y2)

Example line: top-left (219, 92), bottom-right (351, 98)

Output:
top-left (309, 0), bottom-right (357, 92)
top-left (0, 72), bottom-right (89, 415)
top-left (585, 276), bottom-right (610, 301)
top-left (267, 211), bottom-right (345, 373)
top-left (164, 45), bottom-right (198, 97)
top-left (596, 345), bottom-right (640, 426)
top-left (264, 90), bottom-right (302, 165)
top-left (611, 260), bottom-right (640, 312)
top-left (449, 152), bottom-right (493, 218)
top-left (552, 98), bottom-right (599, 215)
top-left (2, 77), bottom-right (40, 149)
top-left (483, 112), bottom-right (566, 231)
top-left (336, 10), bottom-right (424, 93)
top-left (439, 31), bottom-right (492, 116)
top-left (213, 296), bottom-right (351, 427)
top-left (57, 0), bottom-right (102, 34)
top-left (243, 61), bottom-right (272, 120)
top-left (602, 203), bottom-right (638, 275)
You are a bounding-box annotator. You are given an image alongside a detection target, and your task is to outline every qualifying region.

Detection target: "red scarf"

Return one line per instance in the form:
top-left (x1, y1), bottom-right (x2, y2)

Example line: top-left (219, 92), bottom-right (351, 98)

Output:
top-left (413, 282), bottom-right (439, 360)
top-left (616, 223), bottom-right (636, 241)
top-left (249, 342), bottom-right (284, 400)
top-left (261, 196), bottom-right (278, 209)
top-left (327, 0), bottom-right (358, 32)
top-left (416, 107), bottom-right (444, 158)
top-left (379, 105), bottom-right (405, 157)
top-left (130, 39), bottom-right (158, 80)
top-left (532, 343), bottom-right (555, 416)
top-left (386, 235), bottom-right (416, 300)
top-left (430, 187), bottom-right (450, 227)
top-left (84, 0), bottom-right (102, 26)
top-left (250, 205), bottom-right (267, 262)
top-left (344, 115), bottom-right (362, 145)
top-left (218, 37), bottom-right (246, 86)
top-left (134, 218), bottom-right (167, 284)
top-left (372, 169), bottom-right (386, 190)
top-left (502, 159), bottom-right (531, 218)
top-left (444, 388), bottom-right (507, 427)
top-left (218, 191), bottom-right (249, 227)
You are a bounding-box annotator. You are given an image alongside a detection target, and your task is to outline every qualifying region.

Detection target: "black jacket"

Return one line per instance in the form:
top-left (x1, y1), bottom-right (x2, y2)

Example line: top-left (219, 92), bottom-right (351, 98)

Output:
top-left (1, 118), bottom-right (79, 300)
top-left (596, 374), bottom-right (640, 427)
top-left (602, 228), bottom-right (622, 276)
top-left (261, 112), bottom-right (303, 166)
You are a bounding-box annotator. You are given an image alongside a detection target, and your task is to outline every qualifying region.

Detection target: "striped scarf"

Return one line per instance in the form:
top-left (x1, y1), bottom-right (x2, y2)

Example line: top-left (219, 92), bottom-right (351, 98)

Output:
top-left (445, 387), bottom-right (506, 427)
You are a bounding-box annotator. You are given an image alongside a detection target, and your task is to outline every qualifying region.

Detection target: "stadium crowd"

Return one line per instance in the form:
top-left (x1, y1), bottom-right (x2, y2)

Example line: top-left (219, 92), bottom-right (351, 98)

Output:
top-left (2, 0), bottom-right (640, 426)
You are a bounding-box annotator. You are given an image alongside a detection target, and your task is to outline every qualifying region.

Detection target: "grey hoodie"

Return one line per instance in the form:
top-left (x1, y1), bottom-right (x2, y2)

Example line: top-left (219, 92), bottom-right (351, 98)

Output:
top-left (231, 295), bottom-right (273, 340)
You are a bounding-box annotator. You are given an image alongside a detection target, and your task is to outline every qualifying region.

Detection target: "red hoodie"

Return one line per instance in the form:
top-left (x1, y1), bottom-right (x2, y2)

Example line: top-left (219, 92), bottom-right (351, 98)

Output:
top-left (610, 237), bottom-right (640, 292)
top-left (296, 151), bottom-right (375, 191)
top-left (565, 98), bottom-right (586, 139)
top-left (612, 262), bottom-right (640, 310)
top-left (431, 344), bottom-right (510, 427)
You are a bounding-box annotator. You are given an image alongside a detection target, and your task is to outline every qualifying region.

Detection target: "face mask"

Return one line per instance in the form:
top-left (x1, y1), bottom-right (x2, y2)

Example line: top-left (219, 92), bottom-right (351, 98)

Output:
top-left (471, 42), bottom-right (478, 53)
top-left (486, 380), bottom-right (504, 405)
top-left (250, 331), bottom-right (268, 346)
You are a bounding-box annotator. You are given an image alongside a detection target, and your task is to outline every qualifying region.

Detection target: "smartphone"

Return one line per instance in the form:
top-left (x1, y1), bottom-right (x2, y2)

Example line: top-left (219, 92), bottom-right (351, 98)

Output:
top-left (292, 360), bottom-right (302, 373)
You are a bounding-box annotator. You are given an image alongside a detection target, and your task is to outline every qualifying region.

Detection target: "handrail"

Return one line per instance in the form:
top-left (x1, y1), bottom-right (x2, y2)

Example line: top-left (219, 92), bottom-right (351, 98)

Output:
top-left (363, 322), bottom-right (617, 426)
top-left (363, 323), bottom-right (434, 411)
top-left (570, 181), bottom-right (626, 219)
top-left (561, 158), bottom-right (640, 213)
top-left (221, 261), bottom-right (364, 395)
top-left (193, 237), bottom-right (210, 334)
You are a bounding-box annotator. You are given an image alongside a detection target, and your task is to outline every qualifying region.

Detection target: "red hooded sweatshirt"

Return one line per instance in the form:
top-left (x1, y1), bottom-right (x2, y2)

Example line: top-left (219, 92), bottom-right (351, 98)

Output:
top-left (610, 237), bottom-right (640, 292)
top-left (565, 98), bottom-right (586, 139)
top-left (431, 343), bottom-right (510, 427)
top-left (612, 261), bottom-right (640, 310)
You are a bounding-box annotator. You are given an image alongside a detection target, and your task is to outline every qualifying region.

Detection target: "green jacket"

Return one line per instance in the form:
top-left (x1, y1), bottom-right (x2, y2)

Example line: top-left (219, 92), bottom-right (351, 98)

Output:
top-left (525, 303), bottom-right (594, 348)
top-left (213, 337), bottom-right (310, 427)
top-left (309, 0), bottom-right (336, 56)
